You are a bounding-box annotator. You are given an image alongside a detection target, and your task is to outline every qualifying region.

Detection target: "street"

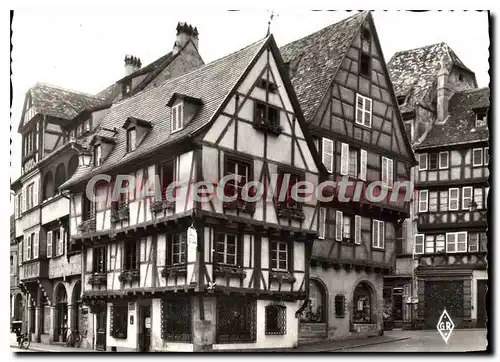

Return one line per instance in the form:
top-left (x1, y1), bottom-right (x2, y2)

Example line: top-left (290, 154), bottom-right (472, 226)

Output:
top-left (342, 329), bottom-right (488, 352)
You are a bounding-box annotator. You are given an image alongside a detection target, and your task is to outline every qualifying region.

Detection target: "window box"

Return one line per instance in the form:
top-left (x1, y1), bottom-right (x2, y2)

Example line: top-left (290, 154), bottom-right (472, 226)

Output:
top-left (276, 199), bottom-right (305, 221)
top-left (161, 265), bottom-right (187, 278)
top-left (223, 198), bottom-right (256, 214)
top-left (118, 269), bottom-right (140, 283)
top-left (253, 120), bottom-right (283, 136)
top-left (150, 200), bottom-right (175, 215)
top-left (213, 264), bottom-right (246, 279)
top-left (77, 217), bottom-right (96, 234)
top-left (111, 203), bottom-right (130, 223)
top-left (269, 270), bottom-right (296, 283)
top-left (88, 273), bottom-right (107, 287)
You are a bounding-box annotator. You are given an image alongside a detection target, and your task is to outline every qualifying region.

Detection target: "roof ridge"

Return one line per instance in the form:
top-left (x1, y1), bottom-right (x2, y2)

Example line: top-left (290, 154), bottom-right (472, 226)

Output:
top-left (112, 36), bottom-right (269, 107)
top-left (460, 86), bottom-right (489, 94)
top-left (35, 81), bottom-right (105, 99)
top-left (391, 42), bottom-right (447, 56)
top-left (282, 11), bottom-right (368, 48)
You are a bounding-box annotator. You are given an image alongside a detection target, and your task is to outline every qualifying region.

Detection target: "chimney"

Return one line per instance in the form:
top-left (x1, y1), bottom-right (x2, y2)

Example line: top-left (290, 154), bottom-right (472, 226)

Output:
top-left (436, 58), bottom-right (450, 122)
top-left (124, 55), bottom-right (142, 76)
top-left (173, 22), bottom-right (199, 55)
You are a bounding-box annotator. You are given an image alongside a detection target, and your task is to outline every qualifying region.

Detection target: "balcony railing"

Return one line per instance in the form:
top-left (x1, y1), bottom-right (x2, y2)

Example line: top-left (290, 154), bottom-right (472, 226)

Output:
top-left (416, 251), bottom-right (487, 270)
top-left (21, 260), bottom-right (49, 281)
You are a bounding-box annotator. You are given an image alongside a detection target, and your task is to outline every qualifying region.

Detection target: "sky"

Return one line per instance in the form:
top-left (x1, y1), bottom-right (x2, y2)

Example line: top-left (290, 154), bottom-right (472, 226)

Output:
top-left (10, 10), bottom-right (490, 183)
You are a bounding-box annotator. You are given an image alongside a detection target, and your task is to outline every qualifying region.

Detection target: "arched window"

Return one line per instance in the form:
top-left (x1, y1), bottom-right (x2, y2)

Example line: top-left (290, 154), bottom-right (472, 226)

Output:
top-left (43, 171), bottom-right (54, 200)
top-left (265, 304), bottom-right (286, 335)
top-left (353, 281), bottom-right (374, 324)
top-left (67, 155), bottom-right (79, 179)
top-left (54, 164), bottom-right (66, 193)
top-left (301, 279), bottom-right (326, 323)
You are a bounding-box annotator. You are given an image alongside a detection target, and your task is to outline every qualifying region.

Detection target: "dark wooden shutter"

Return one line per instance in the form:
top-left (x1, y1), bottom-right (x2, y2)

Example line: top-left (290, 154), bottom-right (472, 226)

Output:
top-left (237, 232), bottom-right (243, 267)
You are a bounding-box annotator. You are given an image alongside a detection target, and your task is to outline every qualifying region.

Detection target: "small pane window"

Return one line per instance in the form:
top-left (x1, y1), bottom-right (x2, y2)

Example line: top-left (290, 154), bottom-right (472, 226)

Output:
top-left (271, 241), bottom-right (288, 271)
top-left (429, 153), bottom-right (438, 170)
top-left (439, 152), bottom-right (449, 169)
top-left (418, 153), bottom-right (427, 170)
top-left (265, 304), bottom-right (286, 335)
top-left (110, 304), bottom-right (128, 339)
top-left (472, 148), bottom-right (483, 166)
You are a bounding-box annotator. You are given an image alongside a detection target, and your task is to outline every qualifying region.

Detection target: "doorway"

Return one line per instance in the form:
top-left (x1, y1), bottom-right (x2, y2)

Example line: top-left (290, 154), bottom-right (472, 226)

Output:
top-left (55, 284), bottom-right (68, 342)
top-left (138, 305), bottom-right (151, 352)
top-left (476, 280), bottom-right (487, 327)
top-left (95, 308), bottom-right (107, 351)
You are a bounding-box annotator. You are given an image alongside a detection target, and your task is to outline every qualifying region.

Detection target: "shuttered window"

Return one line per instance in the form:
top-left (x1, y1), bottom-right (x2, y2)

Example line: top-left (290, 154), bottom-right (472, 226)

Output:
top-left (354, 215), bottom-right (362, 244)
top-left (462, 187), bottom-right (473, 210)
top-left (340, 143), bottom-right (349, 176)
top-left (414, 234), bottom-right (424, 254)
top-left (382, 157), bottom-right (393, 187)
top-left (372, 220), bottom-right (385, 249)
top-left (449, 188), bottom-right (459, 211)
top-left (318, 207), bottom-right (326, 240)
top-left (322, 138), bottom-right (334, 173)
top-left (335, 210), bottom-right (343, 241)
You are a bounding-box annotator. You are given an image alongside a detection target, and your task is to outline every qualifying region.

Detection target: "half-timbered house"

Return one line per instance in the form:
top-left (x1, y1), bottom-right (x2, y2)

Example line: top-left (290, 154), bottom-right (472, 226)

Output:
top-left (389, 43), bottom-right (489, 329)
top-left (61, 34), bottom-right (323, 352)
top-left (280, 11), bottom-right (416, 340)
top-left (11, 22), bottom-right (206, 349)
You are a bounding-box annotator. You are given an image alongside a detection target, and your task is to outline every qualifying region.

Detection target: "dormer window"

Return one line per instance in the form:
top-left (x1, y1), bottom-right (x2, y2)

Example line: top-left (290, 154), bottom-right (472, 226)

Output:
top-left (171, 103), bottom-right (184, 133)
top-left (126, 127), bottom-right (136, 152)
top-left (475, 108), bottom-right (487, 128)
top-left (122, 80), bottom-right (132, 96)
top-left (94, 144), bottom-right (102, 167)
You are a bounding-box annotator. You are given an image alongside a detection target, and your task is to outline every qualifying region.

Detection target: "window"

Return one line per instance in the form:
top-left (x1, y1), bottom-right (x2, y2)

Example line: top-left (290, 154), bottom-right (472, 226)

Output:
top-left (419, 190), bottom-right (428, 212)
top-left (361, 27), bottom-right (371, 51)
top-left (449, 188), bottom-right (459, 211)
top-left (340, 143), bottom-right (366, 179)
top-left (126, 127), bottom-right (136, 152)
top-left (446, 232), bottom-right (467, 253)
top-left (265, 304), bottom-right (286, 335)
top-left (26, 183), bottom-right (34, 210)
top-left (429, 191), bottom-right (438, 212)
top-left (254, 102), bottom-right (280, 127)
top-left (485, 186), bottom-right (489, 208)
top-left (418, 153), bottom-right (427, 171)
top-left (355, 94), bottom-right (372, 127)
top-left (359, 52), bottom-right (371, 77)
top-left (348, 148), bottom-right (359, 178)
top-left (472, 148), bottom-right (483, 166)
top-left (301, 280), bottom-right (326, 323)
top-left (318, 207), bottom-right (326, 240)
top-left (425, 235), bottom-right (435, 254)
top-left (225, 158), bottom-right (250, 200)
top-left (110, 303), bottom-right (128, 339)
top-left (162, 297), bottom-right (191, 341)
top-left (353, 282), bottom-right (372, 323)
top-left (215, 233), bottom-right (238, 266)
top-left (439, 191), bottom-right (448, 211)
top-left (48, 228), bottom-right (62, 257)
top-left (397, 96), bottom-right (406, 105)
top-left (474, 188), bottom-right (483, 210)
top-left (123, 241), bottom-right (138, 271)
top-left (484, 147), bottom-right (489, 165)
top-left (270, 241), bottom-right (288, 271)
top-left (94, 144), bottom-right (102, 167)
top-left (10, 255), bottom-right (13, 274)
top-left (93, 247), bottom-right (106, 273)
top-left (83, 119), bottom-right (91, 133)
top-left (276, 171), bottom-right (304, 207)
top-left (343, 214), bottom-right (352, 240)
top-left (335, 295), bottom-right (346, 317)
top-left (18, 241), bottom-right (23, 266)
top-left (436, 234), bottom-right (445, 253)
top-left (381, 157), bottom-right (394, 187)
top-left (216, 296), bottom-right (256, 343)
top-left (167, 233), bottom-right (186, 265)
top-left (480, 232), bottom-right (488, 252)
top-left (475, 109), bottom-right (487, 127)
top-left (414, 234), bottom-right (424, 255)
top-left (462, 187), bottom-right (473, 210)
top-left (429, 153), bottom-right (438, 170)
top-left (372, 220), bottom-right (385, 249)
top-left (322, 138), bottom-right (334, 173)
top-left (439, 152), bottom-right (449, 169)
top-left (159, 160), bottom-right (175, 201)
top-left (171, 103), bottom-right (184, 132)
top-left (354, 215), bottom-right (362, 245)
top-left (469, 233), bottom-right (479, 252)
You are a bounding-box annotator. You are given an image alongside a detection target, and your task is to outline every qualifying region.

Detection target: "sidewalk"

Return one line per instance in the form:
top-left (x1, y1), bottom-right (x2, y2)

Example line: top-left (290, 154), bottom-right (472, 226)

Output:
top-left (11, 341), bottom-right (97, 353)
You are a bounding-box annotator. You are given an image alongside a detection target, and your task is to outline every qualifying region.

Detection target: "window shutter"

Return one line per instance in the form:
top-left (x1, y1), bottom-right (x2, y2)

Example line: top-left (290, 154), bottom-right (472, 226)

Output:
top-left (359, 150), bottom-right (367, 181)
top-left (379, 221), bottom-right (385, 248)
top-left (372, 220), bottom-right (378, 248)
top-left (47, 231), bottom-right (53, 258)
top-left (318, 207), bottom-right (326, 240)
top-left (26, 235), bottom-right (31, 260)
top-left (33, 231), bottom-right (39, 259)
top-left (354, 215), bottom-right (362, 244)
top-left (136, 240), bottom-right (141, 270)
top-left (381, 157), bottom-right (388, 185)
top-left (340, 143), bottom-right (349, 176)
top-left (22, 187), bottom-right (26, 213)
top-left (33, 180), bottom-right (38, 207)
top-left (365, 98), bottom-right (372, 127)
top-left (388, 159), bottom-right (394, 187)
top-left (18, 241), bottom-right (23, 265)
top-left (335, 210), bottom-right (343, 241)
top-left (322, 138), bottom-right (334, 173)
top-left (59, 226), bottom-right (65, 256)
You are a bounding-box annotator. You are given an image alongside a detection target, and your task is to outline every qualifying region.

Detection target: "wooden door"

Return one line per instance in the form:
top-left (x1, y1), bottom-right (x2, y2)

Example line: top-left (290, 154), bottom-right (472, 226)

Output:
top-left (95, 309), bottom-right (106, 351)
top-left (138, 306), bottom-right (151, 352)
top-left (476, 280), bottom-right (487, 328)
top-left (424, 281), bottom-right (463, 329)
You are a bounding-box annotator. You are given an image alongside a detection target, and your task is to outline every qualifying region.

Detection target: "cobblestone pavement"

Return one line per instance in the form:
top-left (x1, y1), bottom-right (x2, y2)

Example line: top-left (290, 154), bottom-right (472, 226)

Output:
top-left (342, 329), bottom-right (488, 352)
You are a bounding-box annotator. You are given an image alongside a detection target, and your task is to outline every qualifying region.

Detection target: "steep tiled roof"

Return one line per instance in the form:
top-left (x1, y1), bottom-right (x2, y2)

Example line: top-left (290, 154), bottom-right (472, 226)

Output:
top-left (388, 42), bottom-right (475, 110)
top-left (62, 37), bottom-right (269, 189)
top-left (21, 83), bottom-right (106, 131)
top-left (280, 11), bottom-right (368, 122)
top-left (416, 87), bottom-right (490, 149)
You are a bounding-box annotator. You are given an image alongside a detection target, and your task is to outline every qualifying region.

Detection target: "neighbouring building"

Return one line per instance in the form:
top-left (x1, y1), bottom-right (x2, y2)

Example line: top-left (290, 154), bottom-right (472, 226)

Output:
top-left (388, 43), bottom-right (489, 329)
top-left (280, 11), bottom-right (415, 340)
top-left (60, 34), bottom-right (323, 352)
top-left (11, 22), bottom-right (206, 348)
top-left (11, 214), bottom-right (24, 335)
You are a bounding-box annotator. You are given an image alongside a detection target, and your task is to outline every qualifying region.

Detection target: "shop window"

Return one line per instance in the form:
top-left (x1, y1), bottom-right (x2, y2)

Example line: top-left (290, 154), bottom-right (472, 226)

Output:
top-left (110, 303), bottom-right (128, 339)
top-left (265, 304), bottom-right (286, 335)
top-left (353, 282), bottom-right (373, 324)
top-left (161, 297), bottom-right (191, 342)
top-left (301, 280), bottom-right (326, 323)
top-left (216, 296), bottom-right (256, 343)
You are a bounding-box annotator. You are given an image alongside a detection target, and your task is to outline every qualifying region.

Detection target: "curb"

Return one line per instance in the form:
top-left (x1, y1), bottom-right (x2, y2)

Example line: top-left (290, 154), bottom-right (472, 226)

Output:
top-left (323, 337), bottom-right (410, 351)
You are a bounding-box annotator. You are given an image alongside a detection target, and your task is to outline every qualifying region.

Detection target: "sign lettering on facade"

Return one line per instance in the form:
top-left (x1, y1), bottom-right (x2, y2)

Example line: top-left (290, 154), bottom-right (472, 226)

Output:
top-left (437, 309), bottom-right (455, 344)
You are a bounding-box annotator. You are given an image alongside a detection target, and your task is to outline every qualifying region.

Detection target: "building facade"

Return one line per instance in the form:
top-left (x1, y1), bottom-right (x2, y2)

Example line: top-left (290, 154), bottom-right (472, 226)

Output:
top-left (388, 43), bottom-right (489, 329)
top-left (281, 11), bottom-right (415, 340)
